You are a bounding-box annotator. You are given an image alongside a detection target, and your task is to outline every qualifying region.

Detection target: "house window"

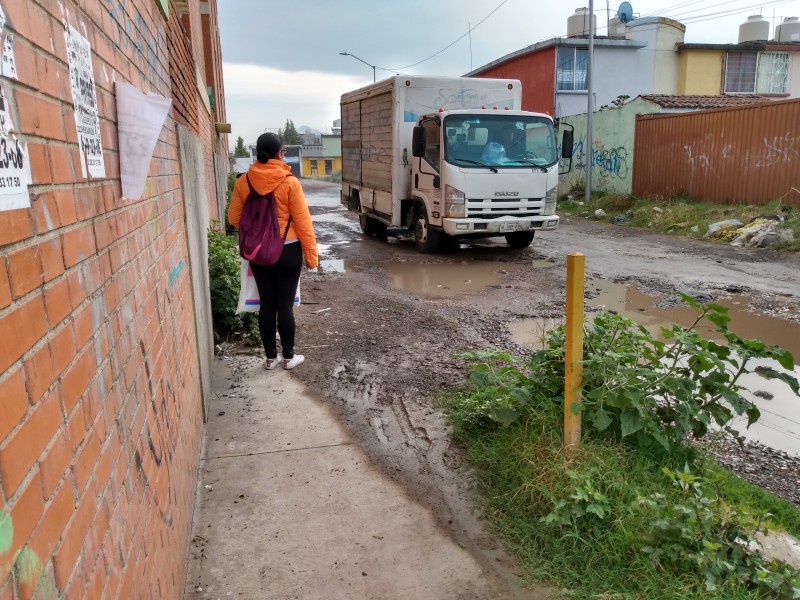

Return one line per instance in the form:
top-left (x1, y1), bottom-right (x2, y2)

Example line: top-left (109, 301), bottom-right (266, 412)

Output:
top-left (324, 160), bottom-right (332, 174)
top-left (556, 47), bottom-right (588, 91)
top-left (757, 52), bottom-right (789, 94)
top-left (724, 52), bottom-right (757, 93)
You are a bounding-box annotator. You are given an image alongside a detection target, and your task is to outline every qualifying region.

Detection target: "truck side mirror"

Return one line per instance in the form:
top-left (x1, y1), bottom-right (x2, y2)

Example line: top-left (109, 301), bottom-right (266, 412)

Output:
top-left (412, 126), bottom-right (426, 158)
top-left (561, 129), bottom-right (574, 159)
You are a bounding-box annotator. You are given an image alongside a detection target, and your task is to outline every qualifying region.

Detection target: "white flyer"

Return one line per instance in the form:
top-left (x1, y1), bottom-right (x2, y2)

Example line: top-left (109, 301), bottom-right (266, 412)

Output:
top-left (0, 4), bottom-right (17, 80)
top-left (115, 82), bottom-right (171, 199)
top-left (65, 24), bottom-right (105, 178)
top-left (0, 84), bottom-right (32, 211)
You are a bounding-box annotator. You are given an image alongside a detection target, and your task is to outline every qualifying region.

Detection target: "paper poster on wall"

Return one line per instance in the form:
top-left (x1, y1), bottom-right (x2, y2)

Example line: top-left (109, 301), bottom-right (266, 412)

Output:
top-left (115, 82), bottom-right (171, 199)
top-left (65, 24), bottom-right (105, 178)
top-left (0, 84), bottom-right (32, 211)
top-left (0, 4), bottom-right (17, 79)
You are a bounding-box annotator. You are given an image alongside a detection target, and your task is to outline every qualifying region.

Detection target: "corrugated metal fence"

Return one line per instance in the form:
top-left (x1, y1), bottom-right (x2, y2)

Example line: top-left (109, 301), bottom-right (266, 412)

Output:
top-left (632, 98), bottom-right (800, 206)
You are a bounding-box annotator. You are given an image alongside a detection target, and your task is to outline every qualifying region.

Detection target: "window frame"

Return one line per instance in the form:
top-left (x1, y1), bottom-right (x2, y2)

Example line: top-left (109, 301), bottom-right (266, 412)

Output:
top-left (556, 47), bottom-right (589, 92)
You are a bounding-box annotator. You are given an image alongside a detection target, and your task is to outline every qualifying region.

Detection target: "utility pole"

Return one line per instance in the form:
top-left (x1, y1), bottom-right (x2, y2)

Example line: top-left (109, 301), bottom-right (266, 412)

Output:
top-left (585, 0), bottom-right (594, 204)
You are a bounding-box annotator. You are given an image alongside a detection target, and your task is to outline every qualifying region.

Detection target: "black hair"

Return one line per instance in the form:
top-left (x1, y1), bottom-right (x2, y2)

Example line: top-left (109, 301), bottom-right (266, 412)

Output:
top-left (256, 132), bottom-right (282, 163)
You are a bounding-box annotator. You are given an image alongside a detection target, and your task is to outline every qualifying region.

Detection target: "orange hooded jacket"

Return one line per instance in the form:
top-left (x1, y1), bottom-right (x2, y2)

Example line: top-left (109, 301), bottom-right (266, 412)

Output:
top-left (228, 160), bottom-right (319, 269)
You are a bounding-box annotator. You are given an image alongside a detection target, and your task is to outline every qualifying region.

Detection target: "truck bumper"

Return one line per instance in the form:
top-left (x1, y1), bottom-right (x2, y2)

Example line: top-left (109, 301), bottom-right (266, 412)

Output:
top-left (441, 215), bottom-right (560, 236)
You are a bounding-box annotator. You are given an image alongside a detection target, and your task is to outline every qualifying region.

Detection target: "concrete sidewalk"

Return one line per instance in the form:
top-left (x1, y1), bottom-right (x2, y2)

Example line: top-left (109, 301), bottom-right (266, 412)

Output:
top-left (183, 356), bottom-right (523, 599)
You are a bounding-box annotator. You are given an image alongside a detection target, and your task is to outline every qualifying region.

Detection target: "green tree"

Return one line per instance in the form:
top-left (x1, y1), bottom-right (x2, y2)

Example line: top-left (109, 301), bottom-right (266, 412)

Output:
top-left (233, 136), bottom-right (249, 158)
top-left (279, 120), bottom-right (302, 145)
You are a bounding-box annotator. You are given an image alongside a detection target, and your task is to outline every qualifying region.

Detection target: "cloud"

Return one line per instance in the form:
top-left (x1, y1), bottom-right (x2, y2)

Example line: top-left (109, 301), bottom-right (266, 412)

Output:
top-left (223, 63), bottom-right (369, 101)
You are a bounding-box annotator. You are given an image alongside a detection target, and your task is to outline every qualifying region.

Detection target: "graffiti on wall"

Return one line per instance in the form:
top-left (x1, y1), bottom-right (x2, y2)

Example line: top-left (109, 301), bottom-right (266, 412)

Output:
top-left (560, 136), bottom-right (631, 191)
top-left (756, 133), bottom-right (800, 167)
top-left (0, 511), bottom-right (55, 598)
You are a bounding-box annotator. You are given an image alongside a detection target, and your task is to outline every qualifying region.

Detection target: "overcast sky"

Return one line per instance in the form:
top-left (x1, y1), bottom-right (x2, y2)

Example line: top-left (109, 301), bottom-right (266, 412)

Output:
top-left (218, 0), bottom-right (800, 146)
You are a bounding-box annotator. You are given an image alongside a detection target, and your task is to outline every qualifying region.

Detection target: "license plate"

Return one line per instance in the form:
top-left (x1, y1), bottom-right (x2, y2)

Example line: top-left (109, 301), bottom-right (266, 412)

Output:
top-left (499, 222), bottom-right (517, 233)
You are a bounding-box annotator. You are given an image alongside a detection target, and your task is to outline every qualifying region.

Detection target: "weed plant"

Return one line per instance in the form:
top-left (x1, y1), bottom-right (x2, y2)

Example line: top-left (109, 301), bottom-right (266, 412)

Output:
top-left (207, 222), bottom-right (258, 340)
top-left (448, 297), bottom-right (800, 598)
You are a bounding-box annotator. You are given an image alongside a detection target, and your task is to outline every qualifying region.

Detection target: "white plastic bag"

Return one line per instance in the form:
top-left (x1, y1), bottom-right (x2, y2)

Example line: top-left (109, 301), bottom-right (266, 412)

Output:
top-left (236, 258), bottom-right (300, 314)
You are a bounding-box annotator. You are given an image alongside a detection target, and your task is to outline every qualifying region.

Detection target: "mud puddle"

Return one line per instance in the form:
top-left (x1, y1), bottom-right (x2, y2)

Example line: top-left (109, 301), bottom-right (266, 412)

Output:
top-left (512, 279), bottom-right (800, 456)
top-left (375, 260), bottom-right (555, 299)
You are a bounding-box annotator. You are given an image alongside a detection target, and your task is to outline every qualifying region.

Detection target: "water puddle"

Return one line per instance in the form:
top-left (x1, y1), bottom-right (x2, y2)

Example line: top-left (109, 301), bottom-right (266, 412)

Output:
top-left (512, 279), bottom-right (800, 456)
top-left (373, 262), bottom-right (519, 298)
top-left (319, 259), bottom-right (347, 273)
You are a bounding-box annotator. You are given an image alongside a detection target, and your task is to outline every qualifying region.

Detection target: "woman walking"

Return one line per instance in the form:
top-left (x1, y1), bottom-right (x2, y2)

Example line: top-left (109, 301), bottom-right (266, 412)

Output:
top-left (228, 132), bottom-right (318, 370)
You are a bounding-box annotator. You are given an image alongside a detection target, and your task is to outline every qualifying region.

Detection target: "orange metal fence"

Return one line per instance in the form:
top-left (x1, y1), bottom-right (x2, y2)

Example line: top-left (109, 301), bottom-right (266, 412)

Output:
top-left (632, 98), bottom-right (800, 206)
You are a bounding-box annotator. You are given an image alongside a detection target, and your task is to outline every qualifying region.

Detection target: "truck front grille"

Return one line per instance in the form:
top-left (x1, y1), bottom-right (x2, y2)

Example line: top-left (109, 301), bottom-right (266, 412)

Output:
top-left (466, 197), bottom-right (545, 218)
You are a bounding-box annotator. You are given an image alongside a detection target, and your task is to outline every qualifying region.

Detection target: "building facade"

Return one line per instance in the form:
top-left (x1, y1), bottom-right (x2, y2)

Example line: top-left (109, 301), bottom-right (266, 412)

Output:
top-left (0, 0), bottom-right (228, 597)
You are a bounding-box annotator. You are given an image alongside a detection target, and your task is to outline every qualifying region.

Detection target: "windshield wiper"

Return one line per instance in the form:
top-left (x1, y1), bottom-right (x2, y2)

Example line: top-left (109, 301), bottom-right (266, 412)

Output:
top-left (451, 157), bottom-right (498, 173)
top-left (511, 158), bottom-right (550, 173)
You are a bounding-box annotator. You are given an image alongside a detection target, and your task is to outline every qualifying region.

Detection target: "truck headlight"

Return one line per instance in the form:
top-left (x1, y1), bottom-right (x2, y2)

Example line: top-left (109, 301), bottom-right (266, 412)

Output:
top-left (543, 188), bottom-right (557, 216)
top-left (445, 185), bottom-right (465, 218)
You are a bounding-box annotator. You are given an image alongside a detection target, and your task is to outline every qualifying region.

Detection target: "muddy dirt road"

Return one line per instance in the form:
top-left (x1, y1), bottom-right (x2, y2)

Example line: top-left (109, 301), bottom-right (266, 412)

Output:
top-left (228, 180), bottom-right (800, 595)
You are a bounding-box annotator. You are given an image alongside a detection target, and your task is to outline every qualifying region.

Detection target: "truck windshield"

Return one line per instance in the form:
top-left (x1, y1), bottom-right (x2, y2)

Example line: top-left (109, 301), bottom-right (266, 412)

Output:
top-left (443, 115), bottom-right (557, 169)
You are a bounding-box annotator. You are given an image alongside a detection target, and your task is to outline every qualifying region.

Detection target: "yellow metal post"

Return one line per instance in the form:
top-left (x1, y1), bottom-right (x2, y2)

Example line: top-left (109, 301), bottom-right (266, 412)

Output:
top-left (564, 253), bottom-right (585, 449)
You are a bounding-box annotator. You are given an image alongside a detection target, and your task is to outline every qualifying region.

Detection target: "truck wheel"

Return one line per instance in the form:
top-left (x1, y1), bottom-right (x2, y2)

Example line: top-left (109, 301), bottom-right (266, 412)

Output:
top-left (359, 213), bottom-right (387, 238)
top-left (505, 231), bottom-right (535, 248)
top-left (414, 206), bottom-right (441, 253)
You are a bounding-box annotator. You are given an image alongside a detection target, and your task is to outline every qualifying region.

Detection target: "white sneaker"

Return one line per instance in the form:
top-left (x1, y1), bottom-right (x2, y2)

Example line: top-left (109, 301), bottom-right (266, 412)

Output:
top-left (263, 357), bottom-right (282, 370)
top-left (283, 355), bottom-right (305, 370)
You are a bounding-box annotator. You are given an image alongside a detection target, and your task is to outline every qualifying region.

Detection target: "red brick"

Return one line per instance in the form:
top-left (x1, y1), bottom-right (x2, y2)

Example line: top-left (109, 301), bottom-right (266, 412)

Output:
top-left (34, 48), bottom-right (68, 102)
top-left (31, 192), bottom-right (60, 234)
top-left (0, 208), bottom-right (34, 246)
top-left (0, 392), bottom-right (61, 497)
top-left (60, 347), bottom-right (94, 414)
top-left (9, 472), bottom-right (45, 568)
top-left (40, 406), bottom-right (85, 499)
top-left (74, 187), bottom-right (100, 221)
top-left (7, 245), bottom-right (44, 298)
top-left (11, 38), bottom-right (38, 98)
top-left (72, 304), bottom-right (96, 349)
top-left (0, 257), bottom-right (10, 309)
top-left (43, 278), bottom-right (72, 328)
top-left (53, 491), bottom-right (97, 590)
top-left (72, 428), bottom-right (101, 495)
top-left (38, 238), bottom-right (65, 282)
top-left (66, 271), bottom-right (87, 308)
top-left (27, 142), bottom-right (52, 185)
top-left (0, 367), bottom-right (28, 443)
top-left (28, 481), bottom-right (75, 564)
top-left (49, 325), bottom-right (76, 380)
top-left (48, 145), bottom-right (74, 185)
top-left (53, 189), bottom-right (77, 227)
top-left (61, 225), bottom-right (97, 268)
top-left (15, 90), bottom-right (65, 141)
top-left (0, 296), bottom-right (48, 374)
top-left (23, 344), bottom-right (55, 405)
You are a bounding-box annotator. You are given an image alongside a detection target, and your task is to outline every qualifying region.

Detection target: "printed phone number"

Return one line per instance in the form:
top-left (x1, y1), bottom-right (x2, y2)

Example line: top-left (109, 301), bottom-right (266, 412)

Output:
top-left (0, 176), bottom-right (21, 187)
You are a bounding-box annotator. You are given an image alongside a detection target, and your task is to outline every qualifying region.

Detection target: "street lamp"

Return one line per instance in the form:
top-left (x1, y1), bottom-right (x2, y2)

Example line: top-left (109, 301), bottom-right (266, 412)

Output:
top-left (339, 52), bottom-right (376, 83)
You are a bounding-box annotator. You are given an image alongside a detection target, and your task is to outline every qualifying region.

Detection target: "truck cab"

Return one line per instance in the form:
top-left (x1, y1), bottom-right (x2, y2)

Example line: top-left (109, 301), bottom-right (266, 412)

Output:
top-left (410, 109), bottom-right (562, 252)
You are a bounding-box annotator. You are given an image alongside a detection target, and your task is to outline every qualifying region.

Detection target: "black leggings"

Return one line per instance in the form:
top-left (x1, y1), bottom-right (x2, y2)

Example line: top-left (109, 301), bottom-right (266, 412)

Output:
top-left (249, 242), bottom-right (302, 359)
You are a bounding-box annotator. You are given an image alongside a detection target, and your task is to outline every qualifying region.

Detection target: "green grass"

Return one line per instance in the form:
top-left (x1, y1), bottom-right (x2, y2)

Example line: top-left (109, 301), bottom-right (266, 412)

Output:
top-left (558, 195), bottom-right (800, 251)
top-left (443, 386), bottom-right (800, 599)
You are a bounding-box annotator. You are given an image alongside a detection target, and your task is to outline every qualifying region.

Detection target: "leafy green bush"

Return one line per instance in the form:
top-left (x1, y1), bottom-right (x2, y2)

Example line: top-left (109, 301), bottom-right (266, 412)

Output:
top-left (457, 295), bottom-right (798, 451)
top-left (207, 223), bottom-right (257, 338)
top-left (640, 466), bottom-right (800, 596)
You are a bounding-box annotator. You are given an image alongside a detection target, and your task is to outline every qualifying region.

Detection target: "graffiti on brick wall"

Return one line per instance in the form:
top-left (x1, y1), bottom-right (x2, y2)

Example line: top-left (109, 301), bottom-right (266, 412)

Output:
top-left (756, 132), bottom-right (800, 167)
top-left (0, 511), bottom-right (56, 598)
top-left (104, 0), bottom-right (166, 86)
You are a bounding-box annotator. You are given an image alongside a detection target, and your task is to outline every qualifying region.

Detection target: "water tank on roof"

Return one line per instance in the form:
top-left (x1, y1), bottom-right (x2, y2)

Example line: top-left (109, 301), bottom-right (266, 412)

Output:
top-left (567, 7), bottom-right (596, 37)
top-left (738, 15), bottom-right (769, 43)
top-left (776, 16), bottom-right (800, 42)
top-left (608, 16), bottom-right (627, 37)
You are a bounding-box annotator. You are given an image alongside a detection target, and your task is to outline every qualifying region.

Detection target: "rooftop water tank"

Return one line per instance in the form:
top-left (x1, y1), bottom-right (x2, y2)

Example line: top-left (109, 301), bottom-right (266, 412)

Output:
top-left (776, 16), bottom-right (800, 42)
top-left (608, 16), bottom-right (627, 37)
top-left (738, 15), bottom-right (769, 43)
top-left (567, 7), bottom-right (597, 37)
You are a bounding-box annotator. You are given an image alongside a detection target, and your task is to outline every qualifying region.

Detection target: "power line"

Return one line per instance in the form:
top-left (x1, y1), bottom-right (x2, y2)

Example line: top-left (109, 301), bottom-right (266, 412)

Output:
top-left (377, 0), bottom-right (510, 72)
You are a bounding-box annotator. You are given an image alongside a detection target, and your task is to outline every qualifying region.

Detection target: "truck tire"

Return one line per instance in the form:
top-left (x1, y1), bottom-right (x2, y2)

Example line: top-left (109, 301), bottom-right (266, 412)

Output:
top-left (414, 205), bottom-right (441, 253)
top-left (505, 231), bottom-right (535, 248)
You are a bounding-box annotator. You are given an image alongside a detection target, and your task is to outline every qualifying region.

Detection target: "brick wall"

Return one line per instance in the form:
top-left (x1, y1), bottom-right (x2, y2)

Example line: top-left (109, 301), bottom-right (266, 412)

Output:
top-left (0, 0), bottom-right (225, 597)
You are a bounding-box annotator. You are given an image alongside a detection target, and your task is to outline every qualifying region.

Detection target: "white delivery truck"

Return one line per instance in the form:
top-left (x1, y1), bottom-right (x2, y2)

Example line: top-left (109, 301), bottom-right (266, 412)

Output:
top-left (340, 76), bottom-right (573, 252)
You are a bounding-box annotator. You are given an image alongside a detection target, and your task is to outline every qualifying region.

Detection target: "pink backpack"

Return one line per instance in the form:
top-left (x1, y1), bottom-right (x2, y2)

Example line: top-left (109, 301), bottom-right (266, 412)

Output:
top-left (238, 174), bottom-right (292, 266)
